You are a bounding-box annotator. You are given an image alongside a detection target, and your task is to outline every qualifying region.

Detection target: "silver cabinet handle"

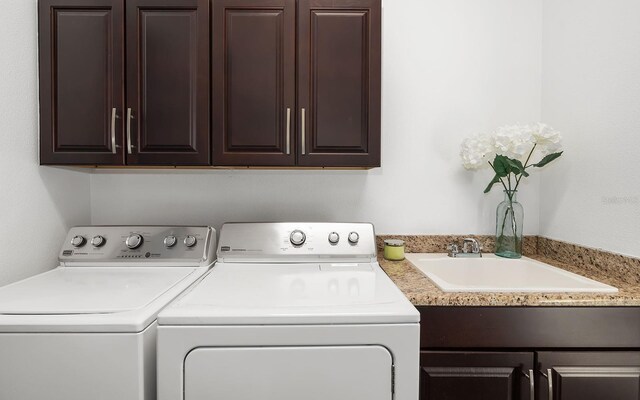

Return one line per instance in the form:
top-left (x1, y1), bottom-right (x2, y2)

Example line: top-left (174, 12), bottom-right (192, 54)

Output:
top-left (541, 368), bottom-right (553, 400)
top-left (126, 108), bottom-right (135, 154)
top-left (286, 107), bottom-right (291, 155)
top-left (522, 369), bottom-right (535, 400)
top-left (111, 108), bottom-right (118, 154)
top-left (547, 369), bottom-right (553, 400)
top-left (301, 108), bottom-right (306, 155)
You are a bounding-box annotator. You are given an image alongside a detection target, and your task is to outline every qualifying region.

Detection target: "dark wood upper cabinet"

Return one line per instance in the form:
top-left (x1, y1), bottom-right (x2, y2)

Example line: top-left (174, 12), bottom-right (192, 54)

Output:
top-left (39, 0), bottom-right (125, 165)
top-left (39, 0), bottom-right (381, 168)
top-left (212, 0), bottom-right (380, 167)
top-left (126, 0), bottom-right (210, 165)
top-left (297, 0), bottom-right (381, 167)
top-left (421, 351), bottom-right (534, 400)
top-left (212, 0), bottom-right (296, 166)
top-left (538, 352), bottom-right (640, 400)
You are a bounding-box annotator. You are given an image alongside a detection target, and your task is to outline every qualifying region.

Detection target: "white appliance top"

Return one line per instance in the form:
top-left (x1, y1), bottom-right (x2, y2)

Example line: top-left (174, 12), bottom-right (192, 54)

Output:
top-left (158, 262), bottom-right (419, 325)
top-left (159, 223), bottom-right (419, 325)
top-left (0, 267), bottom-right (197, 314)
top-left (0, 226), bottom-right (216, 333)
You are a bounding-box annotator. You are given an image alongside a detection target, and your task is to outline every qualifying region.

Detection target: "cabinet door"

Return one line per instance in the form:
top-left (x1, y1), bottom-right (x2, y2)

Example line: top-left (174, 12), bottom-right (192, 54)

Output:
top-left (211, 0), bottom-right (296, 166)
top-left (126, 0), bottom-right (209, 165)
top-left (39, 0), bottom-right (124, 165)
top-left (538, 352), bottom-right (640, 400)
top-left (421, 351), bottom-right (534, 400)
top-left (297, 0), bottom-right (381, 167)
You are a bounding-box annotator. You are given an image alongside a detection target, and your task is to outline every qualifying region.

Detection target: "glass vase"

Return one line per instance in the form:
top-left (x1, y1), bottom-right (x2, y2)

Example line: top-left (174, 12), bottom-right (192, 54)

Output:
top-left (495, 190), bottom-right (524, 258)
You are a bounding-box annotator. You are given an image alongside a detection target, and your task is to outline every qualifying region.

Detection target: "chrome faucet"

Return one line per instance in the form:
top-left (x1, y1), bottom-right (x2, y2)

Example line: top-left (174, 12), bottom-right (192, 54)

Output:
top-left (448, 238), bottom-right (482, 258)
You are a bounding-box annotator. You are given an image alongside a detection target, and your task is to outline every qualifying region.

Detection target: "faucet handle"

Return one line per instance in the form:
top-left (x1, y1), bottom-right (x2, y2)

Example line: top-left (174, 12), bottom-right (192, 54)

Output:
top-left (448, 243), bottom-right (459, 255)
top-left (462, 238), bottom-right (481, 254)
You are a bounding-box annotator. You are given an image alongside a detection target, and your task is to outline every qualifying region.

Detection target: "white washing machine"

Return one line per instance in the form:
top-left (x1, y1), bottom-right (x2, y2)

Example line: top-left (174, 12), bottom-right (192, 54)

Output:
top-left (157, 222), bottom-right (420, 400)
top-left (0, 226), bottom-right (215, 400)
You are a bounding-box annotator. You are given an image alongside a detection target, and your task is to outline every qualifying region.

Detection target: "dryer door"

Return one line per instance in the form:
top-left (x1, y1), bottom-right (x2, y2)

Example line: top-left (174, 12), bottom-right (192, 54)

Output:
top-left (184, 345), bottom-right (393, 400)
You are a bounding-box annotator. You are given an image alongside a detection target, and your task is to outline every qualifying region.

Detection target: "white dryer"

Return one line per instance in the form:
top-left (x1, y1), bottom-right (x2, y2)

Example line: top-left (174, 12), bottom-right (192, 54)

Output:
top-left (0, 226), bottom-right (215, 400)
top-left (157, 222), bottom-right (420, 400)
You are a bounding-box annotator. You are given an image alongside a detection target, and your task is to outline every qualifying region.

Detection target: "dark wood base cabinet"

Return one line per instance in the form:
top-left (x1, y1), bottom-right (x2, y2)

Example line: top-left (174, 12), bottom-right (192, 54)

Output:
top-left (421, 352), bottom-right (535, 400)
top-left (418, 307), bottom-right (640, 400)
top-left (539, 352), bottom-right (640, 400)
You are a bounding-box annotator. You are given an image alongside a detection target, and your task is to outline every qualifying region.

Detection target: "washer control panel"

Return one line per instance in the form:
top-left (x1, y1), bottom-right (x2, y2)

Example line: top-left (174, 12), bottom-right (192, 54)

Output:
top-left (59, 226), bottom-right (215, 266)
top-left (217, 223), bottom-right (376, 263)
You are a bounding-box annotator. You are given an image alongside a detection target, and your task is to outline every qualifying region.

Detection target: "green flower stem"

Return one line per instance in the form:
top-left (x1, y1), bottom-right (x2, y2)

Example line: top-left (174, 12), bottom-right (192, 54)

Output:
top-left (499, 192), bottom-right (517, 239)
top-left (499, 201), bottom-right (509, 235)
top-left (514, 144), bottom-right (537, 189)
top-left (497, 193), bottom-right (520, 257)
top-left (488, 161), bottom-right (510, 194)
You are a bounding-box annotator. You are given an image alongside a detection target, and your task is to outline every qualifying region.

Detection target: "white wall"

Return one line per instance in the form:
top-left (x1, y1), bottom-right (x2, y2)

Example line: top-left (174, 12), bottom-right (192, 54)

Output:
top-left (4, 0), bottom-right (635, 288)
top-left (0, 0), bottom-right (92, 285)
top-left (91, 0), bottom-right (543, 236)
top-left (540, 0), bottom-right (640, 257)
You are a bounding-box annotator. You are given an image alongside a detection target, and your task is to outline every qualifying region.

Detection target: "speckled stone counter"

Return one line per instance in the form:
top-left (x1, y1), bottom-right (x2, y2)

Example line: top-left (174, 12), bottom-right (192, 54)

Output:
top-left (377, 236), bottom-right (640, 306)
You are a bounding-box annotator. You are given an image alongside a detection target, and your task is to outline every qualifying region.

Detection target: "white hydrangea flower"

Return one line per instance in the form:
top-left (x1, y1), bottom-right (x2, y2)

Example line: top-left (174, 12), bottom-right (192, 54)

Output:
top-left (493, 125), bottom-right (534, 160)
top-left (530, 123), bottom-right (562, 154)
top-left (460, 134), bottom-right (495, 170)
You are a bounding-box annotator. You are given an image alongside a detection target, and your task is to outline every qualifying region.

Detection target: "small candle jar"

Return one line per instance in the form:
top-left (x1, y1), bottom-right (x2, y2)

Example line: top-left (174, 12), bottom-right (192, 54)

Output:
top-left (383, 239), bottom-right (405, 261)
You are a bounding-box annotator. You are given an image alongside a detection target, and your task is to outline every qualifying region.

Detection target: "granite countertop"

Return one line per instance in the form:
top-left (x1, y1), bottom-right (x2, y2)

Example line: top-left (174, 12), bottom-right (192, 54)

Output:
top-left (376, 236), bottom-right (640, 306)
top-left (380, 255), bottom-right (640, 306)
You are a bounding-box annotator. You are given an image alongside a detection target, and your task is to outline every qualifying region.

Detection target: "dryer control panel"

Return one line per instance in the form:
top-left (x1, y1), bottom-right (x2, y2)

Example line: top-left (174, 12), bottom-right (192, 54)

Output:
top-left (217, 223), bottom-right (376, 263)
top-left (59, 226), bottom-right (216, 266)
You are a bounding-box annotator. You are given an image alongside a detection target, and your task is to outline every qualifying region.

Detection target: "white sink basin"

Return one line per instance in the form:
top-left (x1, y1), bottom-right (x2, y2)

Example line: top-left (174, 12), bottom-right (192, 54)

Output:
top-left (405, 253), bottom-right (618, 293)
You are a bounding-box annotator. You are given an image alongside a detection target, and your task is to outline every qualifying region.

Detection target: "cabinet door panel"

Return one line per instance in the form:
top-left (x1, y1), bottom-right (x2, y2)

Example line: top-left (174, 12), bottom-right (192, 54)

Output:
top-left (212, 0), bottom-right (295, 166)
top-left (39, 0), bottom-right (124, 165)
top-left (538, 352), bottom-right (640, 400)
top-left (298, 0), bottom-right (380, 167)
top-left (421, 352), bottom-right (533, 400)
top-left (126, 0), bottom-right (209, 165)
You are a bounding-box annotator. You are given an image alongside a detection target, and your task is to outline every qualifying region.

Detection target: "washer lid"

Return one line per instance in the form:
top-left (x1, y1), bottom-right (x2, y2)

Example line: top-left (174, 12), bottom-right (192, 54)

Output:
top-left (0, 267), bottom-right (196, 315)
top-left (158, 262), bottom-right (420, 325)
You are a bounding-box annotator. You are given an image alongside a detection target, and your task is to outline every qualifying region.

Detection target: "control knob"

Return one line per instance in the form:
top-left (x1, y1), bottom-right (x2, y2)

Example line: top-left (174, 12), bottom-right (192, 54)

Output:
top-left (70, 235), bottom-right (86, 248)
top-left (328, 232), bottom-right (340, 245)
top-left (164, 235), bottom-right (177, 248)
top-left (125, 234), bottom-right (144, 249)
top-left (348, 231), bottom-right (360, 245)
top-left (290, 230), bottom-right (306, 246)
top-left (90, 235), bottom-right (106, 247)
top-left (184, 235), bottom-right (197, 247)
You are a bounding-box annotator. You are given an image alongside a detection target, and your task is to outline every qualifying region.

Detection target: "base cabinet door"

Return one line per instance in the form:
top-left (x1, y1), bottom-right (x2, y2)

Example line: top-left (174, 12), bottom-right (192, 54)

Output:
top-left (125, 0), bottom-right (210, 165)
top-left (538, 352), bottom-right (640, 400)
top-left (297, 0), bottom-right (381, 167)
top-left (39, 0), bottom-right (125, 165)
top-left (420, 351), bottom-right (534, 400)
